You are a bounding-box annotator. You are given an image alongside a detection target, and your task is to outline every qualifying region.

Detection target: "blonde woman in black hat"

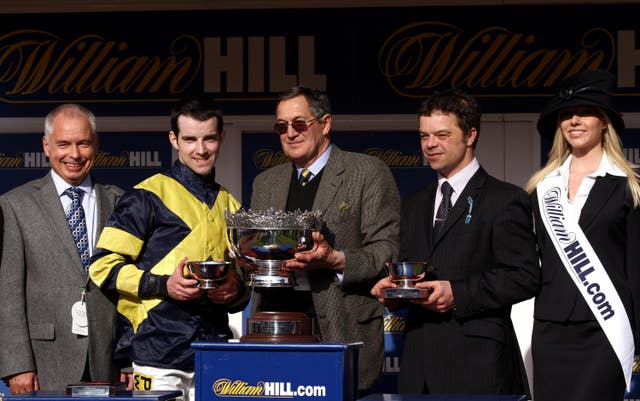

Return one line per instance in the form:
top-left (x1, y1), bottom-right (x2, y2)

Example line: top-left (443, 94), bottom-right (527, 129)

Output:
top-left (526, 69), bottom-right (640, 401)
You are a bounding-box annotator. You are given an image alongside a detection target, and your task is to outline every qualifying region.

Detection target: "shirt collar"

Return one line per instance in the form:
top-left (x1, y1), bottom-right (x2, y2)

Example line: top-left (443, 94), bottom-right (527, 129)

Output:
top-left (51, 170), bottom-right (93, 196)
top-left (558, 151), bottom-right (627, 180)
top-left (437, 157), bottom-right (480, 196)
top-left (169, 160), bottom-right (219, 207)
top-left (296, 144), bottom-right (332, 179)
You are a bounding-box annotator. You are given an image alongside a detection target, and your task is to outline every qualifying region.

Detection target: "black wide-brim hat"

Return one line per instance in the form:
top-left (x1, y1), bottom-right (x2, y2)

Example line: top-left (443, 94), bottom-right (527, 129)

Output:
top-left (536, 69), bottom-right (625, 140)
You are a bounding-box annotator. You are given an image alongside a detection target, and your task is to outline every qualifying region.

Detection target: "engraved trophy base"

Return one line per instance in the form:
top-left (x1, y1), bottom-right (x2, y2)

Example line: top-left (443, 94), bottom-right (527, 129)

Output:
top-left (245, 260), bottom-right (297, 288)
top-left (383, 287), bottom-right (431, 299)
top-left (241, 311), bottom-right (319, 343)
top-left (247, 273), bottom-right (296, 287)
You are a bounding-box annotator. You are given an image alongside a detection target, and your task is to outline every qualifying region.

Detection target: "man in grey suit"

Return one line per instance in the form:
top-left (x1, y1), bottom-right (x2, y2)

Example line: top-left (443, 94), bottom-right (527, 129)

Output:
top-left (0, 104), bottom-right (125, 393)
top-left (249, 86), bottom-right (401, 393)
top-left (372, 89), bottom-right (539, 395)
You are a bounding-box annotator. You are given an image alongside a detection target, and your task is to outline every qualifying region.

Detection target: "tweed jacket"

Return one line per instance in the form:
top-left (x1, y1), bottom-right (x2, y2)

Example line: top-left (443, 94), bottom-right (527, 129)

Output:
top-left (250, 145), bottom-right (401, 391)
top-left (0, 173), bottom-right (124, 390)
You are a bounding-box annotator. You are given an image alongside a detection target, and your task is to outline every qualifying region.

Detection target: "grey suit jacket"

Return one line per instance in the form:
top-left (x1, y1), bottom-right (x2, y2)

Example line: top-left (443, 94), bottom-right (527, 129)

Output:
top-left (0, 173), bottom-right (124, 390)
top-left (250, 145), bottom-right (401, 391)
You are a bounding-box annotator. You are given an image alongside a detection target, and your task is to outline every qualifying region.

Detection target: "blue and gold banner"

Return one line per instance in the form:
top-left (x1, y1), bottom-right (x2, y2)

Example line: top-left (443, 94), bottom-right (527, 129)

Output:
top-left (0, 5), bottom-right (638, 116)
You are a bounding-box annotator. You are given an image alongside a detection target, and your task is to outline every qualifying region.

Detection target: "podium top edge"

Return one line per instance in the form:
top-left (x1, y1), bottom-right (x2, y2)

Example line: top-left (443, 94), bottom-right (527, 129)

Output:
top-left (191, 341), bottom-right (363, 351)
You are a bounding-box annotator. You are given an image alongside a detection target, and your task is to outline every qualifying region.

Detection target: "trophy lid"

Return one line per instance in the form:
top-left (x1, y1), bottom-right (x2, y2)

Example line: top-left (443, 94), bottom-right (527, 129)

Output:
top-left (225, 208), bottom-right (322, 230)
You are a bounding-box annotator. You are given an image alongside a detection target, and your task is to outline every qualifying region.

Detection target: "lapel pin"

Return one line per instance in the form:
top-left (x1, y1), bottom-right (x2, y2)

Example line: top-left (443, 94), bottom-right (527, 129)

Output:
top-left (465, 197), bottom-right (473, 224)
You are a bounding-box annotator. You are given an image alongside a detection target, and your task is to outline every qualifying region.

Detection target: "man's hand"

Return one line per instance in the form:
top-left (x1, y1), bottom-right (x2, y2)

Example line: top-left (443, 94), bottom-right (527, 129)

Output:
top-left (411, 280), bottom-right (455, 312)
top-left (166, 257), bottom-right (201, 301)
top-left (370, 276), bottom-right (395, 301)
top-left (370, 276), bottom-right (403, 310)
top-left (120, 371), bottom-right (134, 391)
top-left (283, 232), bottom-right (345, 272)
top-left (206, 270), bottom-right (241, 304)
top-left (8, 371), bottom-right (39, 395)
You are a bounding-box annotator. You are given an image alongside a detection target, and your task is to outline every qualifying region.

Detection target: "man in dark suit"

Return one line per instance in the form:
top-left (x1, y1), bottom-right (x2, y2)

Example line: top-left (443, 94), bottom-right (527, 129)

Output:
top-left (371, 89), bottom-right (539, 395)
top-left (249, 86), bottom-right (401, 393)
top-left (0, 104), bottom-right (124, 393)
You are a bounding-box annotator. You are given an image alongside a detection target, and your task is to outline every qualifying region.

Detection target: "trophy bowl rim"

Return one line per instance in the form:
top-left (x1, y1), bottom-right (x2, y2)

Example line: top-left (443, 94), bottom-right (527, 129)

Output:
top-left (185, 261), bottom-right (231, 279)
top-left (385, 261), bottom-right (430, 278)
top-left (186, 260), bottom-right (231, 267)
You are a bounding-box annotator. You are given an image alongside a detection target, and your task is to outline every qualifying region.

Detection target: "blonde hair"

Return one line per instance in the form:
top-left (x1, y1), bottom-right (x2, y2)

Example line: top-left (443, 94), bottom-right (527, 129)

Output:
top-left (526, 111), bottom-right (640, 207)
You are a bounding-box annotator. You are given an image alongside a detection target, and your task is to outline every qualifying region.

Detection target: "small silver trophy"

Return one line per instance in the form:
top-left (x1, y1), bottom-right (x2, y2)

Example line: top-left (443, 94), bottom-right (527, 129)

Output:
top-left (186, 260), bottom-right (230, 289)
top-left (383, 261), bottom-right (431, 298)
top-left (226, 208), bottom-right (322, 287)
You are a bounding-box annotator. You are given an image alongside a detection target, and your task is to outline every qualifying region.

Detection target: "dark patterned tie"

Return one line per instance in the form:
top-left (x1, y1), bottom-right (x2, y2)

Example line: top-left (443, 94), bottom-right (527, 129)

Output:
top-left (299, 168), bottom-right (312, 187)
top-left (434, 181), bottom-right (453, 234)
top-left (64, 187), bottom-right (90, 273)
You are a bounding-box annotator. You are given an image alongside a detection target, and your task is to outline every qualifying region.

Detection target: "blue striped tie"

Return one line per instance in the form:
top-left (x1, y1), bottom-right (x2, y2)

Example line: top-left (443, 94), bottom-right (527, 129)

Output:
top-left (64, 187), bottom-right (90, 274)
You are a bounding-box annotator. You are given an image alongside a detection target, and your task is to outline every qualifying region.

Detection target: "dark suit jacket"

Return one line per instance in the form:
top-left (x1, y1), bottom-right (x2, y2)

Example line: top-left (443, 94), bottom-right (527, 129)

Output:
top-left (399, 167), bottom-right (539, 394)
top-left (250, 145), bottom-right (401, 391)
top-left (532, 174), bottom-right (640, 347)
top-left (0, 174), bottom-right (124, 390)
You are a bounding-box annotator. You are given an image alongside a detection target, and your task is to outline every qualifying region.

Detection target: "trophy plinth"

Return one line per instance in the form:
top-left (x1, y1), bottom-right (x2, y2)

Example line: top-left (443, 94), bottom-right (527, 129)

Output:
top-left (241, 311), bottom-right (319, 343)
top-left (226, 209), bottom-right (321, 288)
top-left (185, 260), bottom-right (230, 289)
top-left (383, 261), bottom-right (431, 299)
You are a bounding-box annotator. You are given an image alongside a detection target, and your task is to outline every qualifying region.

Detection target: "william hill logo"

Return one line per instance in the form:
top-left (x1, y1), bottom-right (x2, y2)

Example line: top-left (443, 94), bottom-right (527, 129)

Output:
top-left (213, 379), bottom-right (264, 397)
top-left (0, 151), bottom-right (162, 169)
top-left (212, 378), bottom-right (328, 398)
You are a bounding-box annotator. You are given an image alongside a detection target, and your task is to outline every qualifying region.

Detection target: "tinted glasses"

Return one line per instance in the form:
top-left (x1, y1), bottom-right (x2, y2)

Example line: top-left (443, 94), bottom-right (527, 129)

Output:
top-left (274, 118), bottom-right (318, 135)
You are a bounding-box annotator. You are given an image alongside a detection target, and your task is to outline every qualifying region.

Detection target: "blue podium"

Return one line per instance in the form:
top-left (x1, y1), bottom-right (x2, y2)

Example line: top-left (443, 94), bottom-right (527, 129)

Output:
top-left (192, 341), bottom-right (361, 401)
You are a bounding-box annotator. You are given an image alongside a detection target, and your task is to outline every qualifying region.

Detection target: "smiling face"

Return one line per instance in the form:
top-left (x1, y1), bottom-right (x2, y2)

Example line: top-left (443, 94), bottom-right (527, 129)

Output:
top-left (170, 114), bottom-right (224, 176)
top-left (276, 95), bottom-right (331, 168)
top-left (419, 111), bottom-right (476, 178)
top-left (558, 106), bottom-right (606, 155)
top-left (43, 113), bottom-right (97, 186)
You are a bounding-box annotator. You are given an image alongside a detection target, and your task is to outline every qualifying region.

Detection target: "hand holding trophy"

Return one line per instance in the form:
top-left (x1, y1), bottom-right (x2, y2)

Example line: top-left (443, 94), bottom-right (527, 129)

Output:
top-left (382, 261), bottom-right (432, 298)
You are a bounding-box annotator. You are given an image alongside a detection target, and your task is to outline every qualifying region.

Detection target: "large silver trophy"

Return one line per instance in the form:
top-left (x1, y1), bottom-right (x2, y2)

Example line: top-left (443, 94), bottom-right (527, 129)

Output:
top-left (226, 209), bottom-right (322, 287)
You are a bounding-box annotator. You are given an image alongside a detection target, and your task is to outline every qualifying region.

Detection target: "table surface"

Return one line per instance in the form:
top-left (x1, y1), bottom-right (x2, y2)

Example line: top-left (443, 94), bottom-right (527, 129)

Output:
top-left (6, 390), bottom-right (182, 401)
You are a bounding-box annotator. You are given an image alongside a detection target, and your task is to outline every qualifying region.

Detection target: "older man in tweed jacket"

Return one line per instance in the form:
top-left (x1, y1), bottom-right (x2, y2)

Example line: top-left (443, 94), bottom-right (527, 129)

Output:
top-left (249, 86), bottom-right (401, 393)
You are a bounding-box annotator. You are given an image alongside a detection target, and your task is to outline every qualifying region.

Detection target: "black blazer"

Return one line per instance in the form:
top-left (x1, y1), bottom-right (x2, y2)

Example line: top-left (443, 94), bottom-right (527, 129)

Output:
top-left (399, 167), bottom-right (539, 394)
top-left (532, 174), bottom-right (640, 348)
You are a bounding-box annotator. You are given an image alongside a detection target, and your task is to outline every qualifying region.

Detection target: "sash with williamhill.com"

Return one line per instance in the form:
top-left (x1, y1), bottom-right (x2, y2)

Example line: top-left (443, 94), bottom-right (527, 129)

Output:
top-left (537, 175), bottom-right (634, 389)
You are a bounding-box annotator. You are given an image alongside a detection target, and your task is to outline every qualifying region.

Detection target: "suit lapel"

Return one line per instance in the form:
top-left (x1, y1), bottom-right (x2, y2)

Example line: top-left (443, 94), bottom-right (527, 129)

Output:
top-left (34, 176), bottom-right (84, 270)
top-left (270, 164), bottom-right (294, 210)
top-left (312, 147), bottom-right (344, 214)
top-left (94, 182), bottom-right (117, 233)
top-left (424, 185), bottom-right (437, 250)
top-left (432, 168), bottom-right (487, 247)
top-left (578, 175), bottom-right (621, 230)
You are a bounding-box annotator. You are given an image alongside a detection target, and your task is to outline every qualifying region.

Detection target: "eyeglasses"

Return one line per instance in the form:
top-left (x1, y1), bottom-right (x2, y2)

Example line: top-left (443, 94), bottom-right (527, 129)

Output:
top-left (274, 118), bottom-right (318, 135)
